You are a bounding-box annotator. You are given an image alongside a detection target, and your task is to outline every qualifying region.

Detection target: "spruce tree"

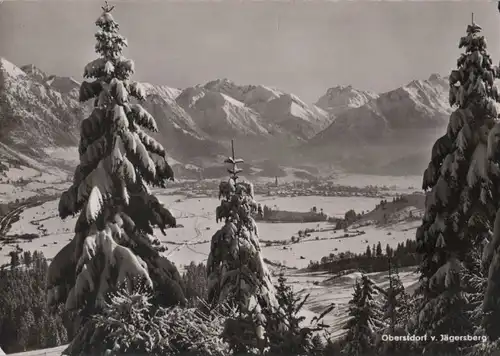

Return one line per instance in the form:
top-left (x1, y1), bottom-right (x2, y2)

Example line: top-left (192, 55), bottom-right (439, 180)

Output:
top-left (207, 140), bottom-right (281, 346)
top-left (45, 3), bottom-right (185, 323)
top-left (342, 275), bottom-right (384, 356)
top-left (380, 258), bottom-right (409, 354)
top-left (261, 273), bottom-right (334, 356)
top-left (461, 243), bottom-right (488, 343)
top-left (376, 242), bottom-right (382, 257)
top-left (385, 244), bottom-right (392, 258)
top-left (365, 245), bottom-right (372, 258)
top-left (415, 18), bottom-right (500, 351)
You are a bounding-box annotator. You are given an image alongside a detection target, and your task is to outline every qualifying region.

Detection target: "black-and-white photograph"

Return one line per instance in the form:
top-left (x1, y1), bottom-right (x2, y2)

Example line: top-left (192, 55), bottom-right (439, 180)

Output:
top-left (0, 1), bottom-right (500, 355)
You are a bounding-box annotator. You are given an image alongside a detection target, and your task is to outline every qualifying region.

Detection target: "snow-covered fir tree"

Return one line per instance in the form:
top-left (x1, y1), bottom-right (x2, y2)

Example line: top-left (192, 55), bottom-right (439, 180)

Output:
top-left (263, 273), bottom-right (333, 355)
top-left (462, 244), bottom-right (487, 332)
top-left (45, 3), bottom-right (185, 326)
top-left (342, 275), bottom-right (385, 356)
top-left (415, 19), bottom-right (500, 351)
top-left (206, 141), bottom-right (281, 345)
top-left (482, 201), bottom-right (500, 340)
top-left (383, 261), bottom-right (407, 330)
top-left (379, 259), bottom-right (410, 354)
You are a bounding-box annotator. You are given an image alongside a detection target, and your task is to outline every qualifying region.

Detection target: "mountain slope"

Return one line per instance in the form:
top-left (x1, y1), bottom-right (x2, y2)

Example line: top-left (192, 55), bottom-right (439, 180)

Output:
top-left (176, 85), bottom-right (272, 139)
top-left (0, 59), bottom-right (84, 154)
top-left (310, 74), bottom-right (450, 145)
top-left (304, 74), bottom-right (451, 175)
top-left (202, 79), bottom-right (331, 139)
top-left (138, 84), bottom-right (225, 162)
top-left (315, 85), bottom-right (379, 116)
top-left (0, 58), bottom-right (225, 173)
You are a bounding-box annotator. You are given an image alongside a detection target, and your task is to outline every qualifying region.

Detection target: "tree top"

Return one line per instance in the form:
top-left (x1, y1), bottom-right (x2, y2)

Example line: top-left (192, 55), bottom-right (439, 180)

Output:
top-left (224, 139), bottom-right (244, 181)
top-left (102, 1), bottom-right (114, 13)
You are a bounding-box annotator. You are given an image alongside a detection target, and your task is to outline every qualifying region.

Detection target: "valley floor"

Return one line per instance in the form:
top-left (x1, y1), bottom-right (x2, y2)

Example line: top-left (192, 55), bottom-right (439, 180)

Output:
top-left (0, 190), bottom-right (422, 349)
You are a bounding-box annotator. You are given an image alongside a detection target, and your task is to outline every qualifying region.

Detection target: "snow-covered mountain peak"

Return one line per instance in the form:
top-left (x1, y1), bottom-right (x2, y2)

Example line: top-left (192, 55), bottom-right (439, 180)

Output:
top-left (176, 86), bottom-right (206, 108)
top-left (0, 58), bottom-right (27, 78)
top-left (178, 79), bottom-right (334, 139)
top-left (16, 63), bottom-right (81, 94)
top-left (428, 73), bottom-right (445, 82)
top-left (176, 85), bottom-right (270, 138)
top-left (204, 78), bottom-right (236, 90)
top-left (21, 64), bottom-right (48, 82)
top-left (141, 82), bottom-right (182, 102)
top-left (327, 84), bottom-right (353, 92)
top-left (309, 74), bottom-right (452, 149)
top-left (315, 85), bottom-right (379, 116)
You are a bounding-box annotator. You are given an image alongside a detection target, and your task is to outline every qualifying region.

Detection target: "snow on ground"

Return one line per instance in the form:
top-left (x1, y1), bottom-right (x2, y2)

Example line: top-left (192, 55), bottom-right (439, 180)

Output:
top-left (0, 194), bottom-right (416, 271)
top-left (285, 266), bottom-right (420, 338)
top-left (0, 58), bottom-right (27, 78)
top-left (2, 190), bottom-right (422, 354)
top-left (0, 178), bottom-right (69, 203)
top-left (221, 93), bottom-right (245, 107)
top-left (44, 147), bottom-right (79, 163)
top-left (290, 101), bottom-right (310, 120)
top-left (141, 83), bottom-right (182, 101)
top-left (0, 143), bottom-right (49, 172)
top-left (5, 268), bottom-right (419, 356)
top-left (9, 345), bottom-right (66, 356)
top-left (2, 166), bottom-right (40, 181)
top-left (0, 183), bottom-right (39, 201)
top-left (8, 200), bottom-right (74, 236)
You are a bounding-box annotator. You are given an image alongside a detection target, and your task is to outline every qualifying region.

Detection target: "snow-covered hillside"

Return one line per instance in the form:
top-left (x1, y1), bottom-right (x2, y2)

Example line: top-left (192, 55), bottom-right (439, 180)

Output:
top-left (1, 56), bottom-right (456, 177)
top-left (315, 85), bottom-right (379, 116)
top-left (0, 57), bottom-right (225, 173)
top-left (0, 58), bottom-right (85, 152)
top-left (0, 191), bottom-right (420, 351)
top-left (202, 78), bottom-right (332, 138)
top-left (304, 74), bottom-right (452, 175)
top-left (311, 73), bottom-right (450, 146)
top-left (176, 85), bottom-right (272, 138)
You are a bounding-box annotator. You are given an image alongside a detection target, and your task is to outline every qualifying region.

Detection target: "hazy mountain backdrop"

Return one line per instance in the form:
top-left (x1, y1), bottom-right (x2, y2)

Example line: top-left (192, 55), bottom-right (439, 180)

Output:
top-left (0, 57), bottom-right (451, 179)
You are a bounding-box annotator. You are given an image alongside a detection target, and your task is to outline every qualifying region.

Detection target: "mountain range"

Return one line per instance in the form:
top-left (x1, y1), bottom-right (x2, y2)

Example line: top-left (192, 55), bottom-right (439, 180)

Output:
top-left (0, 57), bottom-right (452, 179)
top-left (304, 73), bottom-right (451, 175)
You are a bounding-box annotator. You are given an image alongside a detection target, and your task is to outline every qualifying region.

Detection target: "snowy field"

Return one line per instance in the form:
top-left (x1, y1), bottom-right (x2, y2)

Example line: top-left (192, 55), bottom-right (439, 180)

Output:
top-left (0, 165), bottom-right (70, 203)
top-left (286, 266), bottom-right (420, 338)
top-left (0, 182), bottom-right (422, 356)
top-left (1, 194), bottom-right (417, 270)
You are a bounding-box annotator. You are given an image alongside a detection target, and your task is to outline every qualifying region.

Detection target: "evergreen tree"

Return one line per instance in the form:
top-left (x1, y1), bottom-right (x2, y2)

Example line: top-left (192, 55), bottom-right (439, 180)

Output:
top-left (379, 258), bottom-right (409, 354)
top-left (385, 244), bottom-right (392, 258)
top-left (207, 140), bottom-right (280, 348)
top-left (9, 251), bottom-right (19, 269)
top-left (17, 310), bottom-right (35, 351)
top-left (342, 275), bottom-right (384, 356)
top-left (182, 261), bottom-right (208, 302)
top-left (22, 251), bottom-right (32, 267)
top-left (264, 273), bottom-right (334, 356)
top-left (415, 18), bottom-right (500, 351)
top-left (65, 279), bottom-right (230, 356)
top-left (45, 3), bottom-right (185, 325)
top-left (376, 242), bottom-right (382, 257)
top-left (365, 245), bottom-right (372, 258)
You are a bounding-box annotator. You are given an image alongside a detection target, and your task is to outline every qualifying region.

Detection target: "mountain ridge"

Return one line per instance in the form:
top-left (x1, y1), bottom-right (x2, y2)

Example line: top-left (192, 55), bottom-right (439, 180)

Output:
top-left (303, 73), bottom-right (452, 175)
top-left (0, 56), bottom-right (455, 177)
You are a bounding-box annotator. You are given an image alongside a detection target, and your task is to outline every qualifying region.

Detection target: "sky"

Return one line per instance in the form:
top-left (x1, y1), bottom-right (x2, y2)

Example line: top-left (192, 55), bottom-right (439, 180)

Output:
top-left (1, 0), bottom-right (500, 103)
